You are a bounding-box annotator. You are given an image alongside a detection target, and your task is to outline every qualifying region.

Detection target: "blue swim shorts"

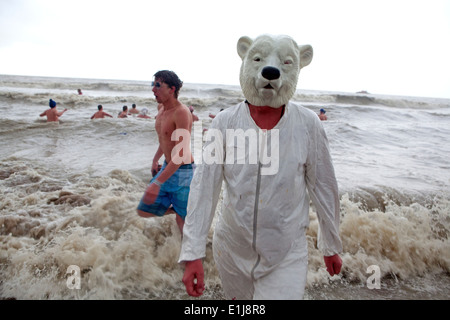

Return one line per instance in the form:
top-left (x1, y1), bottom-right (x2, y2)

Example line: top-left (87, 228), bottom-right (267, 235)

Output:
top-left (137, 161), bottom-right (196, 220)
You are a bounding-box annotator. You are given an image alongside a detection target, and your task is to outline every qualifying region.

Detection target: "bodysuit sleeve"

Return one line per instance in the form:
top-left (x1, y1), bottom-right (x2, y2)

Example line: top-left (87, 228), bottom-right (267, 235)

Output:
top-left (305, 117), bottom-right (343, 256)
top-left (178, 117), bottom-right (225, 263)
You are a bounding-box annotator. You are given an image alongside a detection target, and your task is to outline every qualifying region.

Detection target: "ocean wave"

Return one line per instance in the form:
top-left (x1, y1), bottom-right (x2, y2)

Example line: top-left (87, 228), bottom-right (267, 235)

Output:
top-left (0, 90), bottom-right (157, 109)
top-left (0, 88), bottom-right (242, 111)
top-left (0, 157), bottom-right (448, 299)
top-left (3, 74), bottom-right (449, 111)
top-left (0, 74), bottom-right (151, 92)
top-left (293, 90), bottom-right (450, 109)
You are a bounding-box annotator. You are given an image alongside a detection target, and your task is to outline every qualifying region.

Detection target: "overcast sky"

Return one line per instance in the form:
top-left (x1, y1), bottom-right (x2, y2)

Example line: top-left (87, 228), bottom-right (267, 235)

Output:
top-left (1, 0), bottom-right (450, 99)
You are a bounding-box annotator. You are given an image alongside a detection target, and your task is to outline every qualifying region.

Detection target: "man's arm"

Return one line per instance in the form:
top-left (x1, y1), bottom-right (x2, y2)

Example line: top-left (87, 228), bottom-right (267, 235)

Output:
top-left (305, 118), bottom-right (343, 275)
top-left (180, 157), bottom-right (223, 297)
top-left (179, 116), bottom-right (226, 296)
top-left (152, 146), bottom-right (164, 176)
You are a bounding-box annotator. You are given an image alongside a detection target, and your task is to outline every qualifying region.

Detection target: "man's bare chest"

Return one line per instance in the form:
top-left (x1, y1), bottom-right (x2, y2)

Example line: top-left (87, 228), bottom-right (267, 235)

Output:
top-left (155, 112), bottom-right (177, 139)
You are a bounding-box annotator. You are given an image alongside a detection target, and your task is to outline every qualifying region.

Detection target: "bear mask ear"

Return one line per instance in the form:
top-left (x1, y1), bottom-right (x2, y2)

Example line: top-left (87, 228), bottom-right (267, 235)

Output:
top-left (237, 36), bottom-right (253, 60)
top-left (299, 44), bottom-right (313, 69)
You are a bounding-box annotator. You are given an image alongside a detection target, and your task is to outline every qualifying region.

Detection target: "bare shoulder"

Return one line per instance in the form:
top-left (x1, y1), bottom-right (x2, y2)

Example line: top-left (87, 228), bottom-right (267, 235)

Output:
top-left (174, 103), bottom-right (192, 126)
top-left (180, 103), bottom-right (193, 117)
top-left (179, 103), bottom-right (191, 113)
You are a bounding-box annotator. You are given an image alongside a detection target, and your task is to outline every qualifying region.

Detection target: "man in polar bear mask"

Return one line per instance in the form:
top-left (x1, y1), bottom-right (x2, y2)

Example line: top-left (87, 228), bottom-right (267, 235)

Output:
top-left (179, 34), bottom-right (343, 299)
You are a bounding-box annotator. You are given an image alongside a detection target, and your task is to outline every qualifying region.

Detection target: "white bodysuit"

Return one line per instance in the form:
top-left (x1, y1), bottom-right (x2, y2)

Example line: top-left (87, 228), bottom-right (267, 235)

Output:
top-left (179, 101), bottom-right (342, 299)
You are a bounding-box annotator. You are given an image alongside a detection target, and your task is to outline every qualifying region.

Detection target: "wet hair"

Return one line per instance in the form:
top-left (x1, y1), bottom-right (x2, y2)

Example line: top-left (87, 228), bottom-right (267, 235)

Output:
top-left (123, 106), bottom-right (128, 111)
top-left (153, 70), bottom-right (183, 98)
top-left (98, 105), bottom-right (103, 110)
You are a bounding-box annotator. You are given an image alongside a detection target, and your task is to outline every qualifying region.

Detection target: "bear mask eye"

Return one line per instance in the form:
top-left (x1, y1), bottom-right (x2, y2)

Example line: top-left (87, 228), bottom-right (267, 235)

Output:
top-left (253, 57), bottom-right (261, 62)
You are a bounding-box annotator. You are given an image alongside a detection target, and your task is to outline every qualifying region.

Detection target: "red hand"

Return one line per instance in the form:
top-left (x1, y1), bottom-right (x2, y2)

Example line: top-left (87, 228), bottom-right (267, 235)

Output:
top-left (182, 259), bottom-right (205, 297)
top-left (324, 254), bottom-right (342, 276)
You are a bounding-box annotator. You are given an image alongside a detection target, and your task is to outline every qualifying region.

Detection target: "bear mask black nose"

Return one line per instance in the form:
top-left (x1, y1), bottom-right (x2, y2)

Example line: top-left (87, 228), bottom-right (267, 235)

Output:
top-left (262, 66), bottom-right (280, 80)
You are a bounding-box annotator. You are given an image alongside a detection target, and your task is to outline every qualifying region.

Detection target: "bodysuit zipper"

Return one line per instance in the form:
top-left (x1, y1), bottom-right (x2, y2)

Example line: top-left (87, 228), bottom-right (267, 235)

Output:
top-left (251, 129), bottom-right (267, 281)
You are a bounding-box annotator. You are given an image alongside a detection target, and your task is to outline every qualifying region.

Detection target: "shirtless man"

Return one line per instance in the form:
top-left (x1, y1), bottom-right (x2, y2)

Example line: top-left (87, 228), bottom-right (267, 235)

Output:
top-left (40, 99), bottom-right (67, 122)
top-left (137, 70), bottom-right (195, 233)
top-left (118, 106), bottom-right (128, 118)
top-left (318, 108), bottom-right (327, 121)
top-left (129, 104), bottom-right (139, 115)
top-left (91, 105), bottom-right (113, 119)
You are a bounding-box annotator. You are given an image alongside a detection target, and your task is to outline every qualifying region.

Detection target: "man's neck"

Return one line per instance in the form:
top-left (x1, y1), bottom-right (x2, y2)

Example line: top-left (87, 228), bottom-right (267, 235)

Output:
top-left (247, 102), bottom-right (285, 130)
top-left (162, 98), bottom-right (179, 111)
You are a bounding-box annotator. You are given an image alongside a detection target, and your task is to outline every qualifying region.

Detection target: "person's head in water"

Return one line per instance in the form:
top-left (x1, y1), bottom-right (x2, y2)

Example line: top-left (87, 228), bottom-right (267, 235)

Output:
top-left (98, 105), bottom-right (103, 110)
top-left (153, 70), bottom-right (183, 99)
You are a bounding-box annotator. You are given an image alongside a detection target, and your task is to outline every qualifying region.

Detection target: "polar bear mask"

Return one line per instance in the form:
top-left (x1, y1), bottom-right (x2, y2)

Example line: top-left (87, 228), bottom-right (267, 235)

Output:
top-left (237, 34), bottom-right (313, 108)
